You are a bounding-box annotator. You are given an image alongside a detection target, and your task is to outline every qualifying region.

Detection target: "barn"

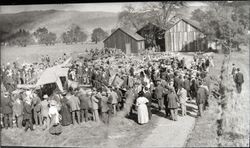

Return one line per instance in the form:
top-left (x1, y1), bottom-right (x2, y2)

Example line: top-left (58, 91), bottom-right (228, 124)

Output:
top-left (136, 23), bottom-right (166, 52)
top-left (164, 18), bottom-right (207, 52)
top-left (103, 28), bottom-right (145, 54)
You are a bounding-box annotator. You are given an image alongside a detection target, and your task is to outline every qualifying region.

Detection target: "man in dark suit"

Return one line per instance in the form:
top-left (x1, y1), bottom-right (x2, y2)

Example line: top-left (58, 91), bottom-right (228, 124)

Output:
top-left (155, 80), bottom-right (165, 111)
top-left (196, 81), bottom-right (209, 117)
top-left (234, 68), bottom-right (244, 93)
top-left (1, 92), bottom-right (13, 129)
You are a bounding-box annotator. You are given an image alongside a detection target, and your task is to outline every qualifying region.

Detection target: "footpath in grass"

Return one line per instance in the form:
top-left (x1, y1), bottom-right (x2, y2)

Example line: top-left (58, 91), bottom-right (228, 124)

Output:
top-left (140, 100), bottom-right (198, 147)
top-left (186, 49), bottom-right (250, 147)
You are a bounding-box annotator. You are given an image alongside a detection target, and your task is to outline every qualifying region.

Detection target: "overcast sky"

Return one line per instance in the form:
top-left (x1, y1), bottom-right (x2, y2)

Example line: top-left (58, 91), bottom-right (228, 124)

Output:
top-left (0, 2), bottom-right (207, 14)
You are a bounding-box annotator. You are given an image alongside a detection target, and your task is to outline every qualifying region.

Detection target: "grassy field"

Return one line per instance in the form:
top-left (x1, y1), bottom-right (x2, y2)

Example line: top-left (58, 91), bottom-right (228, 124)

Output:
top-left (1, 105), bottom-right (160, 147)
top-left (1, 42), bottom-right (104, 65)
top-left (186, 47), bottom-right (250, 147)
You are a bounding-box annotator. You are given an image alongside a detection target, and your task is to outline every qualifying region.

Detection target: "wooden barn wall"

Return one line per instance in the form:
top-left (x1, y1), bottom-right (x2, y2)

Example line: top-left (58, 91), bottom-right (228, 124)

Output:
top-left (104, 29), bottom-right (139, 54)
top-left (165, 20), bottom-right (206, 52)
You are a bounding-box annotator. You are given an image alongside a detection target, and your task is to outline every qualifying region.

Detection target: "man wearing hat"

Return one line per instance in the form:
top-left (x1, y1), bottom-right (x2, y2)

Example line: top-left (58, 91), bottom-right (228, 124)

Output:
top-left (110, 87), bottom-right (119, 115)
top-left (196, 81), bottom-right (209, 117)
top-left (32, 93), bottom-right (42, 127)
top-left (67, 90), bottom-right (81, 125)
top-left (100, 91), bottom-right (110, 124)
top-left (234, 68), bottom-right (244, 94)
top-left (1, 92), bottom-right (13, 129)
top-left (154, 80), bottom-right (165, 111)
top-left (78, 88), bottom-right (90, 123)
top-left (12, 93), bottom-right (24, 128)
top-left (166, 87), bottom-right (179, 121)
top-left (23, 96), bottom-right (34, 131)
top-left (91, 88), bottom-right (100, 122)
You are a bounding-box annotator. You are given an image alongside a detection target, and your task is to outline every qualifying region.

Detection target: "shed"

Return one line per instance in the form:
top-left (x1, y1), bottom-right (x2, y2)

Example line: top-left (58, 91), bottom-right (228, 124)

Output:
top-left (164, 18), bottom-right (207, 52)
top-left (137, 23), bottom-right (166, 51)
top-left (103, 28), bottom-right (145, 54)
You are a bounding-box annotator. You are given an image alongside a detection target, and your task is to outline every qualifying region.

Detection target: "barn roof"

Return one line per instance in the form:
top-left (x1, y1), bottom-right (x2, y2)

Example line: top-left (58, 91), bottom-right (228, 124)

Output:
top-left (103, 28), bottom-right (145, 42)
top-left (165, 17), bottom-right (203, 32)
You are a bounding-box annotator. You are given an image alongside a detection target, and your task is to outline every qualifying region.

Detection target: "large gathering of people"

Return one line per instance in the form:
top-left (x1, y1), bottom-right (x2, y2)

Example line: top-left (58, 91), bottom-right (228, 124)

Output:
top-left (1, 47), bottom-right (217, 135)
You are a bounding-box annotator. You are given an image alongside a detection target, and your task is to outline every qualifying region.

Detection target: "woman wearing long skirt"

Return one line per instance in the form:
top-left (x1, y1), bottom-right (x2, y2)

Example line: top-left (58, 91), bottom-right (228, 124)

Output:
top-left (136, 91), bottom-right (149, 124)
top-left (60, 93), bottom-right (72, 126)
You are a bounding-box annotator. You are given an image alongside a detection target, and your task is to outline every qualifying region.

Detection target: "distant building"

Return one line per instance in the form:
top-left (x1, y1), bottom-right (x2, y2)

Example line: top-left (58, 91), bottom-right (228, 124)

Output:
top-left (103, 28), bottom-right (145, 54)
top-left (164, 18), bottom-right (207, 52)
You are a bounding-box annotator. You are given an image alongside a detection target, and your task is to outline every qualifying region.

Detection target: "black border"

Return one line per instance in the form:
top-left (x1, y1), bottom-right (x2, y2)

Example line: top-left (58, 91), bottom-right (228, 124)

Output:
top-left (0, 0), bottom-right (151, 5)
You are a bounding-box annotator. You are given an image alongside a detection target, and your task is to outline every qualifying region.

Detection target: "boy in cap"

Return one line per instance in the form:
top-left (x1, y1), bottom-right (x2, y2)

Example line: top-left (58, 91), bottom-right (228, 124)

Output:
top-left (1, 91), bottom-right (13, 129)
top-left (23, 97), bottom-right (34, 131)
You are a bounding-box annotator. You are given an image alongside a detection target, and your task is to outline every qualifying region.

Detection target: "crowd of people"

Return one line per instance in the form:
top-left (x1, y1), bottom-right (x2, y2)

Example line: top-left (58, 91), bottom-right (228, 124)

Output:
top-left (1, 48), bottom-right (215, 135)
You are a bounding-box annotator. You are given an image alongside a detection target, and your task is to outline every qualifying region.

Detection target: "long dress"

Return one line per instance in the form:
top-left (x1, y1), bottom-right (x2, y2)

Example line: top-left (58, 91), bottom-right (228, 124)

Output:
top-left (136, 97), bottom-right (149, 124)
top-left (60, 98), bottom-right (72, 126)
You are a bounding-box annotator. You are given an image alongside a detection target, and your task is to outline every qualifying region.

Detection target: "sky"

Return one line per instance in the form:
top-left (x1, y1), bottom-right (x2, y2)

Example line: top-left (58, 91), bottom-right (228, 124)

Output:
top-left (0, 2), bottom-right (208, 14)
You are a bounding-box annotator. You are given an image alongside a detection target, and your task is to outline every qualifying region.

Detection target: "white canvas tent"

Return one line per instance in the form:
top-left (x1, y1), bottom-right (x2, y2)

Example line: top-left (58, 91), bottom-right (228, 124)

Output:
top-left (36, 58), bottom-right (71, 92)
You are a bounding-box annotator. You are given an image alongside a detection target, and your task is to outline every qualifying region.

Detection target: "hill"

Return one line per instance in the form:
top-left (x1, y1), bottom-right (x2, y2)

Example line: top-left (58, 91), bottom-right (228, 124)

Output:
top-left (0, 10), bottom-right (119, 40)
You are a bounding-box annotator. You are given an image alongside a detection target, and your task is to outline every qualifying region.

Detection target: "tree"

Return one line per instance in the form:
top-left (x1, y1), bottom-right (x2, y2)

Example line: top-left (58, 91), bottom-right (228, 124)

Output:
top-left (118, 2), bottom-right (186, 31)
top-left (191, 1), bottom-right (249, 51)
top-left (44, 32), bottom-right (56, 45)
top-left (91, 28), bottom-right (109, 44)
top-left (61, 24), bottom-right (87, 44)
top-left (33, 27), bottom-right (57, 45)
top-left (7, 29), bottom-right (33, 47)
top-left (142, 1), bottom-right (186, 29)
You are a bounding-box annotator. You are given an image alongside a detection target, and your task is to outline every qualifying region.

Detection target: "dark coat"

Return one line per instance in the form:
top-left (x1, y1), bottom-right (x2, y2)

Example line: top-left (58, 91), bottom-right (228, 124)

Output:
top-left (101, 96), bottom-right (109, 113)
top-left (68, 95), bottom-right (80, 112)
top-left (23, 102), bottom-right (32, 120)
top-left (183, 79), bottom-right (190, 91)
top-left (235, 72), bottom-right (244, 84)
top-left (167, 93), bottom-right (179, 109)
top-left (60, 98), bottom-right (72, 126)
top-left (155, 85), bottom-right (164, 99)
top-left (79, 94), bottom-right (90, 110)
top-left (174, 77), bottom-right (182, 90)
top-left (1, 95), bottom-right (13, 114)
top-left (115, 89), bottom-right (123, 103)
top-left (143, 91), bottom-right (152, 105)
top-left (196, 87), bottom-right (209, 105)
top-left (32, 96), bottom-right (41, 113)
top-left (191, 79), bottom-right (199, 92)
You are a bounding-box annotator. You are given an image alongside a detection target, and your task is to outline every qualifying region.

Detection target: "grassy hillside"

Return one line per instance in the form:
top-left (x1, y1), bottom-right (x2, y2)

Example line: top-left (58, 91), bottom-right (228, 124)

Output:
top-left (0, 10), bottom-right (119, 40)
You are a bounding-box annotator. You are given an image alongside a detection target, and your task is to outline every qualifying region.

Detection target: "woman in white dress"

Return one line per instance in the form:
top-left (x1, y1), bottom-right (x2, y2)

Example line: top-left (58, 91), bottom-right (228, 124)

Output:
top-left (136, 91), bottom-right (149, 124)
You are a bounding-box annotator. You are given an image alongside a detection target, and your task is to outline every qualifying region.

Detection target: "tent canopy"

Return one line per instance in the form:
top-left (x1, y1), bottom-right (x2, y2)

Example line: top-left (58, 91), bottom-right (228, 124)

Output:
top-left (36, 64), bottom-right (69, 92)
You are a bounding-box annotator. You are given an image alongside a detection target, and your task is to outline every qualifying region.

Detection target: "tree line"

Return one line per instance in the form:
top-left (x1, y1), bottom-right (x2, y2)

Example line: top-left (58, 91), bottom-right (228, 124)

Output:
top-left (2, 24), bottom-right (109, 47)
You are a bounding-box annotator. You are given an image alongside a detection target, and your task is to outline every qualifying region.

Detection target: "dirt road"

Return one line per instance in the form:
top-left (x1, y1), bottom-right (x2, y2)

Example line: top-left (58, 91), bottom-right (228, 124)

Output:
top-left (140, 100), bottom-right (198, 147)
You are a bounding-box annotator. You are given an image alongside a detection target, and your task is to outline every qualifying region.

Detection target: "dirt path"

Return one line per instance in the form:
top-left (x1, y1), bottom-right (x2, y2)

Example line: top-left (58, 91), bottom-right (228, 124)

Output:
top-left (140, 100), bottom-right (198, 147)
